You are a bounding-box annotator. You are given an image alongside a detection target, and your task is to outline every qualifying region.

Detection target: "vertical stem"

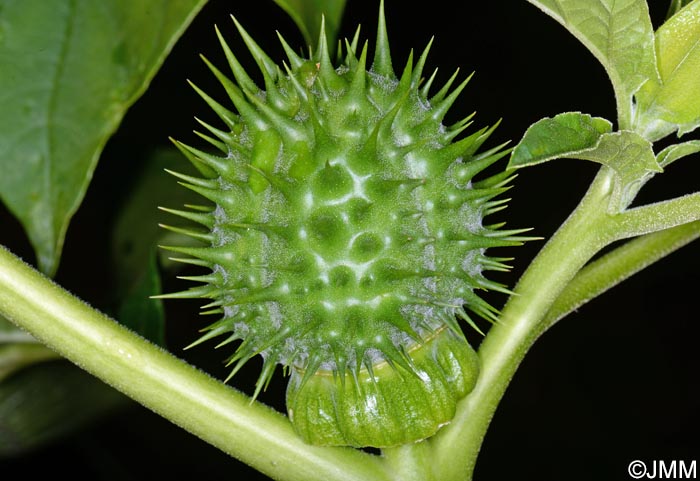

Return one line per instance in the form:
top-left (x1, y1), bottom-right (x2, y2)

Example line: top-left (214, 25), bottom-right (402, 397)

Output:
top-left (431, 169), bottom-right (617, 480)
top-left (382, 441), bottom-right (436, 481)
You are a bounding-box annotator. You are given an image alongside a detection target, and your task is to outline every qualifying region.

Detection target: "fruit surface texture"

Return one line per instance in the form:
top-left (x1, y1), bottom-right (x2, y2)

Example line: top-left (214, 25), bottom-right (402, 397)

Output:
top-left (164, 4), bottom-right (522, 447)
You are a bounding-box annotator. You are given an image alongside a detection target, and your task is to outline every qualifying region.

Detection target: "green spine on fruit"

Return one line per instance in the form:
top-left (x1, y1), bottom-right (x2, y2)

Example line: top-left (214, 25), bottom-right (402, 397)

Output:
top-left (161, 2), bottom-right (527, 447)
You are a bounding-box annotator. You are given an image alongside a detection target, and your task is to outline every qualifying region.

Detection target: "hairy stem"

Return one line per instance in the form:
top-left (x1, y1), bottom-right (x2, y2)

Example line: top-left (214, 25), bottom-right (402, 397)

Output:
top-left (613, 192), bottom-right (700, 238)
top-left (543, 220), bottom-right (700, 328)
top-left (0, 246), bottom-right (387, 481)
top-left (431, 168), bottom-right (619, 480)
top-left (433, 169), bottom-right (700, 479)
top-left (382, 441), bottom-right (436, 481)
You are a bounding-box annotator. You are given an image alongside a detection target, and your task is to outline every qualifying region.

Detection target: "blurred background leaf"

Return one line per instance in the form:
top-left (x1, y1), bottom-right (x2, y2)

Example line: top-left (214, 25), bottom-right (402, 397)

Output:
top-left (0, 361), bottom-right (128, 457)
top-left (111, 149), bottom-right (202, 290)
top-left (116, 250), bottom-right (166, 347)
top-left (0, 315), bottom-right (59, 382)
top-left (273, 0), bottom-right (347, 49)
top-left (0, 0), bottom-right (207, 275)
top-left (666, 0), bottom-right (694, 19)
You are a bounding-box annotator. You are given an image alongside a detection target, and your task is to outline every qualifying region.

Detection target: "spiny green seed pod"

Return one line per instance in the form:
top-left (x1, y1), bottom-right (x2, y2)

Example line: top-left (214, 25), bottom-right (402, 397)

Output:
top-left (161, 3), bottom-right (527, 448)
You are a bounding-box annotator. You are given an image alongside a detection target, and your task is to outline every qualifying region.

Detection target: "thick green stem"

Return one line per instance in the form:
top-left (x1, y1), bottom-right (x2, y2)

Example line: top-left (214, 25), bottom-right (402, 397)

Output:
top-left (0, 246), bottom-right (387, 481)
top-left (431, 169), bottom-right (618, 480)
top-left (382, 441), bottom-right (436, 481)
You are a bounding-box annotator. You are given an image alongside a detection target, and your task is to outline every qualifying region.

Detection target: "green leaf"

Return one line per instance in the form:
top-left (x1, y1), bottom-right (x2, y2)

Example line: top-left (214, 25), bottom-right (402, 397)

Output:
top-left (571, 130), bottom-right (661, 210)
top-left (527, 0), bottom-right (657, 128)
top-left (1, 314), bottom-right (59, 381)
top-left (656, 140), bottom-right (700, 168)
top-left (111, 148), bottom-right (201, 285)
top-left (117, 250), bottom-right (165, 347)
top-left (273, 0), bottom-right (346, 48)
top-left (0, 361), bottom-right (127, 456)
top-left (0, 343), bottom-right (59, 383)
top-left (509, 112), bottom-right (613, 168)
top-left (636, 0), bottom-right (700, 138)
top-left (0, 314), bottom-right (32, 344)
top-left (510, 113), bottom-right (660, 211)
top-left (110, 148), bottom-right (204, 346)
top-left (667, 0), bottom-right (694, 20)
top-left (0, 0), bottom-right (207, 275)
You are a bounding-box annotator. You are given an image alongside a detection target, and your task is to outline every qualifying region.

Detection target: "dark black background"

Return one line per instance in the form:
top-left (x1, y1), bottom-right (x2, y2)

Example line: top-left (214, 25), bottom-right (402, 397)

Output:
top-left (1, 1), bottom-right (698, 480)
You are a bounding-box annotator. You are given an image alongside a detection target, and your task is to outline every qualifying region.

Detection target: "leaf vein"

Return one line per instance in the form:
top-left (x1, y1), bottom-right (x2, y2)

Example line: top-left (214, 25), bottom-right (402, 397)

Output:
top-left (44, 0), bottom-right (77, 252)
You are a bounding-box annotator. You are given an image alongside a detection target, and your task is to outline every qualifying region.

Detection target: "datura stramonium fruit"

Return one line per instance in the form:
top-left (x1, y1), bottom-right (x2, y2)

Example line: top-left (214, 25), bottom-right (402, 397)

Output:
top-left (161, 3), bottom-right (527, 448)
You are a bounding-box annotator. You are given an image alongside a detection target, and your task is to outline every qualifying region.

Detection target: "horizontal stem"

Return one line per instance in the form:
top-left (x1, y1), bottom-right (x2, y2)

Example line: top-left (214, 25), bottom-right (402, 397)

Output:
top-left (0, 246), bottom-right (387, 481)
top-left (613, 192), bottom-right (700, 239)
top-left (543, 220), bottom-right (700, 328)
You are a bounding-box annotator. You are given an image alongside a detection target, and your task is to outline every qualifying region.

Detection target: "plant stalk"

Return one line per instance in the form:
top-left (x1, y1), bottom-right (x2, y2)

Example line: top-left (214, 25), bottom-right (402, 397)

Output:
top-left (431, 168), bottom-right (618, 480)
top-left (0, 246), bottom-right (388, 481)
top-left (543, 220), bottom-right (700, 328)
top-left (382, 441), bottom-right (436, 481)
